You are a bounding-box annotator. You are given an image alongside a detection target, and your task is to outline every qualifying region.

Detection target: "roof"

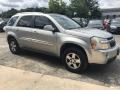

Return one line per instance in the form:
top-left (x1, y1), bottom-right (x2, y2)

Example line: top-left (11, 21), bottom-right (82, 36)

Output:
top-left (13, 12), bottom-right (45, 17)
top-left (12, 12), bottom-right (63, 18)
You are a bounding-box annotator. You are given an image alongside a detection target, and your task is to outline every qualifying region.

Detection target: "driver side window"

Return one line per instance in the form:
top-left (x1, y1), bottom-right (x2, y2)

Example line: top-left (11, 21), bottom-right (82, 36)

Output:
top-left (34, 16), bottom-right (53, 29)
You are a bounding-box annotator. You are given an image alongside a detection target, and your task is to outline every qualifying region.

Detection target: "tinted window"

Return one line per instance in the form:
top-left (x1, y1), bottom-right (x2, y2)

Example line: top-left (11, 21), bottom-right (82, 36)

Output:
top-left (34, 16), bottom-right (52, 29)
top-left (7, 16), bottom-right (18, 26)
top-left (17, 16), bottom-right (33, 27)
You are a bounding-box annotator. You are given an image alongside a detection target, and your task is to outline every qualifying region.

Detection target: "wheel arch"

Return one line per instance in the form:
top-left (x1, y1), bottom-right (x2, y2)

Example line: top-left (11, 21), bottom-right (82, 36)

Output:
top-left (7, 35), bottom-right (16, 42)
top-left (60, 43), bottom-right (88, 60)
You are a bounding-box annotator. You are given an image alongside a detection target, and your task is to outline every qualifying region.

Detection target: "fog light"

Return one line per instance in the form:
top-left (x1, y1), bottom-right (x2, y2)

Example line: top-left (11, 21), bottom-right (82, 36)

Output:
top-left (117, 49), bottom-right (119, 55)
top-left (106, 53), bottom-right (109, 58)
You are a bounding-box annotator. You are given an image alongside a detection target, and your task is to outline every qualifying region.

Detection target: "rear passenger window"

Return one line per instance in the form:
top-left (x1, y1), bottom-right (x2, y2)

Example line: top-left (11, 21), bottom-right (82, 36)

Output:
top-left (34, 16), bottom-right (52, 29)
top-left (17, 16), bottom-right (33, 27)
top-left (7, 16), bottom-right (18, 26)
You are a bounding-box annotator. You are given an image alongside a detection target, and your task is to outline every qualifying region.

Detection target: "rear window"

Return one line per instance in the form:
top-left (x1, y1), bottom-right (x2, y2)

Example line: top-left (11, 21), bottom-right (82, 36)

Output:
top-left (17, 16), bottom-right (33, 27)
top-left (7, 16), bottom-right (18, 26)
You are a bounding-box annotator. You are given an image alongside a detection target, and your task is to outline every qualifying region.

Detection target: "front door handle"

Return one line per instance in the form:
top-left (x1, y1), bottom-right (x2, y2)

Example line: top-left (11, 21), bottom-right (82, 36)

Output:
top-left (16, 29), bottom-right (19, 31)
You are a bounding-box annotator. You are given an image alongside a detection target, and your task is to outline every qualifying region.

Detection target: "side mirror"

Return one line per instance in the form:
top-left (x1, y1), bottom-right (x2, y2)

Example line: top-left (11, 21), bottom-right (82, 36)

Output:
top-left (43, 25), bottom-right (55, 31)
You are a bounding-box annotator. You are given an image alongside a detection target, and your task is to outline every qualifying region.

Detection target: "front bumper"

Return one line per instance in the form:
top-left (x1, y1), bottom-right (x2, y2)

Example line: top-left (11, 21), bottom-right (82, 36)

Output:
top-left (88, 45), bottom-right (119, 64)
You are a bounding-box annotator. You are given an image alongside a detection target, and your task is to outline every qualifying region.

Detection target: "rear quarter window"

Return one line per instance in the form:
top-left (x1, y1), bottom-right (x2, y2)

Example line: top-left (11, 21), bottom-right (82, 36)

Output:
top-left (7, 16), bottom-right (18, 26)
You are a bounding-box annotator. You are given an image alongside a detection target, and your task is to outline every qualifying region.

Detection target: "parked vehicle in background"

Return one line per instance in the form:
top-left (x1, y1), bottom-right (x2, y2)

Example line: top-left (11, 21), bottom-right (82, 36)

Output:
top-left (72, 17), bottom-right (88, 27)
top-left (87, 20), bottom-right (104, 30)
top-left (4, 12), bottom-right (119, 73)
top-left (0, 18), bottom-right (3, 22)
top-left (0, 19), bottom-right (9, 32)
top-left (109, 18), bottom-right (120, 34)
top-left (0, 20), bottom-right (4, 24)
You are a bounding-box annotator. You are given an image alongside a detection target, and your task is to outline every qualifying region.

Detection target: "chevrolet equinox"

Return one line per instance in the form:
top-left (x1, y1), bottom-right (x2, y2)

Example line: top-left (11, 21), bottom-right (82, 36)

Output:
top-left (4, 12), bottom-right (119, 73)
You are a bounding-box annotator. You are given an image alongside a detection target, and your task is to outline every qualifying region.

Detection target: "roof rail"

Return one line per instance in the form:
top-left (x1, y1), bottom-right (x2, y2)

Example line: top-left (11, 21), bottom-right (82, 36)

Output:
top-left (15, 12), bottom-right (44, 15)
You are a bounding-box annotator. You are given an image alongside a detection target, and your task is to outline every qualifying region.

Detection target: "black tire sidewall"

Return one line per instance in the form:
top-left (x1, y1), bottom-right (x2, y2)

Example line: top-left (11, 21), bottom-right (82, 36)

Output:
top-left (62, 47), bottom-right (88, 73)
top-left (8, 38), bottom-right (20, 54)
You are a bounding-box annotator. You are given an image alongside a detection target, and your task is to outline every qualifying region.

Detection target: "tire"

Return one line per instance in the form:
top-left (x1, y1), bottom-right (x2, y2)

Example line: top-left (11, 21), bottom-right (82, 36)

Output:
top-left (0, 29), bottom-right (3, 32)
top-left (61, 47), bottom-right (88, 73)
top-left (8, 38), bottom-right (21, 54)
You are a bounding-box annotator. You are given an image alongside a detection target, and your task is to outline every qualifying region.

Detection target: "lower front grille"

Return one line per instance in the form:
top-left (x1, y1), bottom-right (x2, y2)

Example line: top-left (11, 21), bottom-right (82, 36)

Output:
top-left (107, 37), bottom-right (116, 48)
top-left (110, 40), bottom-right (116, 47)
top-left (107, 37), bottom-right (113, 40)
top-left (117, 27), bottom-right (120, 30)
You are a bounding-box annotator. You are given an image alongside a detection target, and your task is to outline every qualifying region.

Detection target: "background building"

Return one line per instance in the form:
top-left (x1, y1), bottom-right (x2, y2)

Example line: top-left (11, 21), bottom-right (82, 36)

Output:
top-left (101, 8), bottom-right (120, 18)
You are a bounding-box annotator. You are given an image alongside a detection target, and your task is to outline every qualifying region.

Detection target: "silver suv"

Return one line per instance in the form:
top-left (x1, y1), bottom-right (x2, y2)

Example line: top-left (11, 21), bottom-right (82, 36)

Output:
top-left (4, 12), bottom-right (119, 73)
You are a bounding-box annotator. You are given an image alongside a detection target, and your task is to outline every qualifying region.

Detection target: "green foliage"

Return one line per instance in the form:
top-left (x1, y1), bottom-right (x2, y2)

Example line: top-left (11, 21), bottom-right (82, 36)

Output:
top-left (48, 0), bottom-right (67, 14)
top-left (70, 0), bottom-right (89, 17)
top-left (0, 7), bottom-right (49, 18)
top-left (0, 0), bottom-right (101, 19)
top-left (86, 0), bottom-right (102, 18)
top-left (1, 8), bottom-right (18, 18)
top-left (65, 6), bottom-right (74, 17)
top-left (19, 7), bottom-right (48, 13)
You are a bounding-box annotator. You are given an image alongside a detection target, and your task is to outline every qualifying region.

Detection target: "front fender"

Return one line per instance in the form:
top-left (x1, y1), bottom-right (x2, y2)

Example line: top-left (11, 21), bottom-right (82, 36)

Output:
top-left (57, 36), bottom-right (91, 59)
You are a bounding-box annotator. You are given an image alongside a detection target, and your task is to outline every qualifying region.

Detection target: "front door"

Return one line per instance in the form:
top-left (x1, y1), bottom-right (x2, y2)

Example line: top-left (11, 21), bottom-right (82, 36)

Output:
top-left (30, 16), bottom-right (58, 54)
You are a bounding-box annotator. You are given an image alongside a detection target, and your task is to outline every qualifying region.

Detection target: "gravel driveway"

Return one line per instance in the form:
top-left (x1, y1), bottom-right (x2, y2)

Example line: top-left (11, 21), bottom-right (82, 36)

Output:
top-left (0, 33), bottom-right (120, 87)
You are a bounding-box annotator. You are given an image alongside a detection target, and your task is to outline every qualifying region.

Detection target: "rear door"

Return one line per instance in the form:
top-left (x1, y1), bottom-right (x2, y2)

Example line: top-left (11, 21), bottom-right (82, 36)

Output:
top-left (15, 15), bottom-right (35, 48)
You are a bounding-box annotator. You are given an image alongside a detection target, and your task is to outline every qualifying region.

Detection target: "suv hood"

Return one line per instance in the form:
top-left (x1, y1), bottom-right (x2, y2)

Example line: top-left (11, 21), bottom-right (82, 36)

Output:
top-left (65, 28), bottom-right (112, 39)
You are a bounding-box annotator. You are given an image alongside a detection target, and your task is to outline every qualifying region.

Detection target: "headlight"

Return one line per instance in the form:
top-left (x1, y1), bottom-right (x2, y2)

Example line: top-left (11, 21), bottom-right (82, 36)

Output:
top-left (91, 37), bottom-right (110, 50)
top-left (110, 25), bottom-right (117, 29)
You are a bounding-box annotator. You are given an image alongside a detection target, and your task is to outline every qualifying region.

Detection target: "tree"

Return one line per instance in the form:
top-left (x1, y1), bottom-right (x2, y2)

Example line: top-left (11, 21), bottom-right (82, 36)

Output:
top-left (59, 0), bottom-right (67, 14)
top-left (0, 0), bottom-right (101, 19)
top-left (19, 7), bottom-right (48, 13)
top-left (69, 0), bottom-right (101, 18)
top-left (70, 0), bottom-right (89, 18)
top-left (85, 0), bottom-right (102, 18)
top-left (0, 7), bottom-right (49, 18)
top-left (65, 6), bottom-right (74, 17)
top-left (0, 8), bottom-right (18, 18)
top-left (48, 0), bottom-right (67, 14)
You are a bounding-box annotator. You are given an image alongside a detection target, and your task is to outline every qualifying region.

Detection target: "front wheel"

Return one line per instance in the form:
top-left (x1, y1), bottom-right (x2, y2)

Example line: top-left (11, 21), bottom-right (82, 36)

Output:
top-left (8, 38), bottom-right (21, 54)
top-left (61, 47), bottom-right (88, 73)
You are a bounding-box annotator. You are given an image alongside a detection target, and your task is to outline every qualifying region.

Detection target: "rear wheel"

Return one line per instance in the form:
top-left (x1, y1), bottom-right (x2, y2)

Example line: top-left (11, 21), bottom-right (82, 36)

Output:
top-left (61, 47), bottom-right (88, 73)
top-left (8, 38), bottom-right (21, 54)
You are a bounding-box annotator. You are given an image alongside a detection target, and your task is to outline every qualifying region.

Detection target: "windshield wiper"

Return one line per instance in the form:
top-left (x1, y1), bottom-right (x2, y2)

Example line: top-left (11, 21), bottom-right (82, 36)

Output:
top-left (69, 27), bottom-right (81, 30)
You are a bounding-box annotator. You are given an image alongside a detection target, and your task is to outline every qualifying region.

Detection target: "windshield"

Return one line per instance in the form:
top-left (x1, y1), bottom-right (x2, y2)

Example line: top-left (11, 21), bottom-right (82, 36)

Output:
top-left (72, 18), bottom-right (81, 23)
top-left (50, 14), bottom-right (81, 30)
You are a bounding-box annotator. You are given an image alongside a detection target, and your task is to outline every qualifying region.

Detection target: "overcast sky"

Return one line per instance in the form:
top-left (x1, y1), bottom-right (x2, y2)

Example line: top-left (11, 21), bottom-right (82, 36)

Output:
top-left (0, 0), bottom-right (120, 13)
